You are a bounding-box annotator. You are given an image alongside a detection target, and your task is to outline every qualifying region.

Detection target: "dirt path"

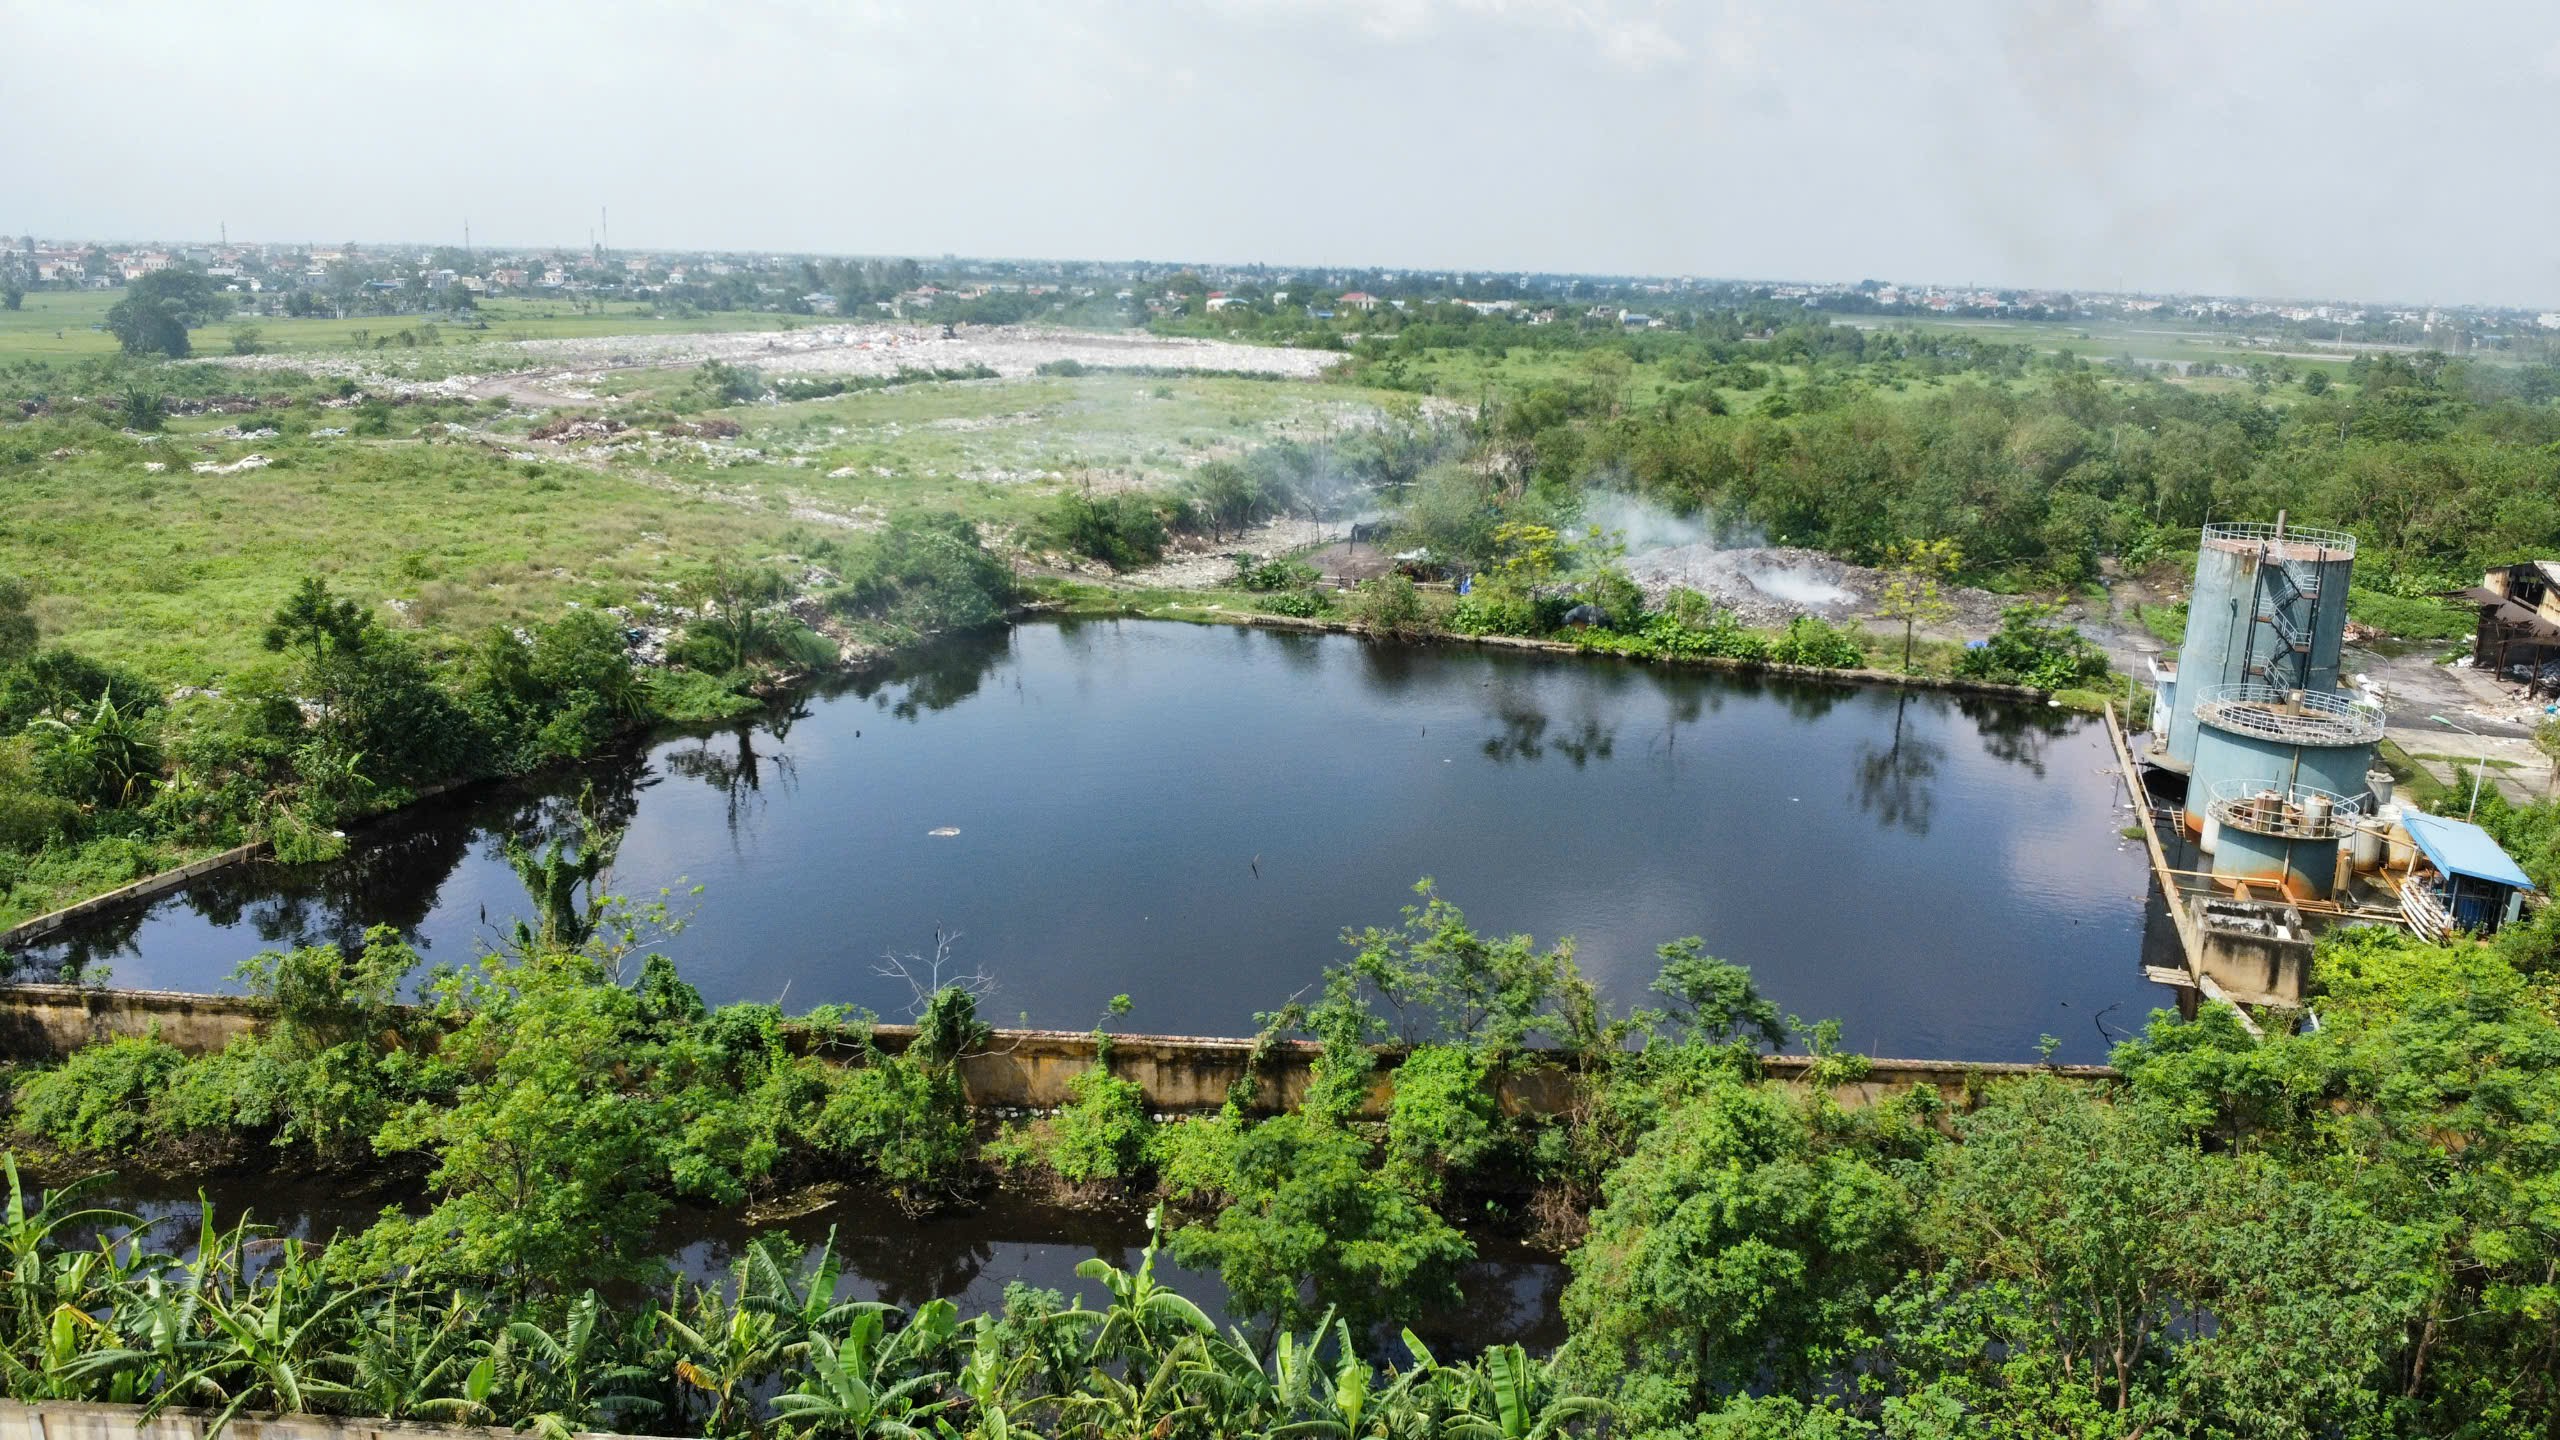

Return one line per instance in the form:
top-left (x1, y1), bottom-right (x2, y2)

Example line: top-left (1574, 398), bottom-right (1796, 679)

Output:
top-left (465, 370), bottom-right (603, 407)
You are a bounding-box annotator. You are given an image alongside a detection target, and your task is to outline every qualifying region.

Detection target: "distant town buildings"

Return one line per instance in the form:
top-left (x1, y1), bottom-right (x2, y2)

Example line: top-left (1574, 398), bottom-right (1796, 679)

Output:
top-left (0, 229), bottom-right (2549, 358)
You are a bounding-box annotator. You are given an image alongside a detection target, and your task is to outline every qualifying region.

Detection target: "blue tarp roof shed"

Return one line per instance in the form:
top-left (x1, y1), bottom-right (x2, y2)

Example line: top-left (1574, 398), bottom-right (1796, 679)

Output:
top-left (2403, 811), bottom-right (2537, 892)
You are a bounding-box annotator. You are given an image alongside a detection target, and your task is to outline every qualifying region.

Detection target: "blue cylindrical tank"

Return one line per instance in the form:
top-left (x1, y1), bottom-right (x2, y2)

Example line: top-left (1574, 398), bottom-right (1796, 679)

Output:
top-left (2208, 818), bottom-right (2342, 900)
top-left (2181, 686), bottom-right (2381, 833)
top-left (2162, 523), bottom-right (2356, 771)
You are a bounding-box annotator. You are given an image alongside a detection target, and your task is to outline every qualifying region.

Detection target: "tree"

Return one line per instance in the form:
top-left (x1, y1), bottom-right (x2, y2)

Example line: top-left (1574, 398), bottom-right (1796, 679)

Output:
top-left (1182, 459), bottom-right (1263, 541)
top-left (1172, 1113), bottom-right (1472, 1345)
top-left (103, 268), bottom-right (230, 358)
top-left (375, 954), bottom-right (674, 1298)
top-left (1, 283), bottom-right (22, 312)
top-left (680, 558), bottom-right (793, 672)
top-left (1876, 538), bottom-right (1961, 674)
top-left (502, 795), bottom-right (626, 952)
top-left (1953, 602), bottom-right (2107, 691)
top-left (1560, 1080), bottom-right (1910, 1430)
top-left (263, 576), bottom-right (372, 672)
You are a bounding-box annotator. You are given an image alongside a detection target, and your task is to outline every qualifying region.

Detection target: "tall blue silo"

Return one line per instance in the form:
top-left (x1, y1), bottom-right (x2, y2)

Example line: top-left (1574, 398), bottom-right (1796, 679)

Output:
top-left (2159, 521), bottom-right (2358, 774)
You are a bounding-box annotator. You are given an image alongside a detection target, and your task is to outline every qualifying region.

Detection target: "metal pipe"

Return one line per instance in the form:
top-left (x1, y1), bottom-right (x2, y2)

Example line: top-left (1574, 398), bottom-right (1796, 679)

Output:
top-left (2429, 714), bottom-right (2488, 820)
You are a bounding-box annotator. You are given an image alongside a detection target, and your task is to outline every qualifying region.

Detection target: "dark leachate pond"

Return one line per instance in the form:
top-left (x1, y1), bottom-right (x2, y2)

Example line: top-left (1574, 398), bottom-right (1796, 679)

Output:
top-left (16, 620), bottom-right (2169, 1063)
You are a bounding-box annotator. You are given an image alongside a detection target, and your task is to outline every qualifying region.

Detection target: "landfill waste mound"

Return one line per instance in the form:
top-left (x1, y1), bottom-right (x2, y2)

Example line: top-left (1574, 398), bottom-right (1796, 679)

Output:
top-left (1623, 543), bottom-right (2019, 630)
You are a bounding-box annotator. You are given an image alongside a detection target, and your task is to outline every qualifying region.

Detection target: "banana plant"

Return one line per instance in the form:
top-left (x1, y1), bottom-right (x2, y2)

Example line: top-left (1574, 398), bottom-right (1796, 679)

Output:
top-left (735, 1230), bottom-right (891, 1364)
top-left (1061, 1331), bottom-right (1212, 1440)
top-left (1447, 1344), bottom-right (1607, 1440)
top-left (345, 1286), bottom-right (490, 1423)
top-left (2, 1157), bottom-right (139, 1343)
top-left (70, 1201), bottom-right (243, 1411)
top-left (503, 1288), bottom-right (663, 1438)
top-left (661, 1277), bottom-right (793, 1438)
top-left (946, 1313), bottom-right (1045, 1439)
top-left (767, 1321), bottom-right (954, 1439)
top-left (0, 1301), bottom-right (111, 1401)
top-left (137, 1240), bottom-right (373, 1431)
top-left (1075, 1206), bottom-right (1213, 1373)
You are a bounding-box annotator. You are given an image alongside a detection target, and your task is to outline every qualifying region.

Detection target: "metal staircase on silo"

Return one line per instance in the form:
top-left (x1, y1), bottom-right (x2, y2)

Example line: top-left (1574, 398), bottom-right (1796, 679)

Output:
top-left (2241, 543), bottom-right (2332, 693)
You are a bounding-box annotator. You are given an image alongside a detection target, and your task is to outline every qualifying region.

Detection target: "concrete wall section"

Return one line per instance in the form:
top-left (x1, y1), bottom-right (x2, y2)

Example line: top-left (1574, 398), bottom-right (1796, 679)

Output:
top-left (0, 985), bottom-right (274, 1059)
top-left (0, 844), bottom-right (265, 952)
top-left (0, 1402), bottom-right (626, 1440)
top-left (0, 985), bottom-right (2118, 1116)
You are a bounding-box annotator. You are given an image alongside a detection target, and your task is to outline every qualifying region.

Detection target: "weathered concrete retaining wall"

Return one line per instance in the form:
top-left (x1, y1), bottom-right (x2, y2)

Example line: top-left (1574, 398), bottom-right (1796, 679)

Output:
top-left (0, 844), bottom-right (266, 953)
top-left (0, 984), bottom-right (2118, 1117)
top-left (0, 985), bottom-right (273, 1058)
top-left (0, 784), bottom-right (483, 955)
top-left (0, 1402), bottom-right (623, 1440)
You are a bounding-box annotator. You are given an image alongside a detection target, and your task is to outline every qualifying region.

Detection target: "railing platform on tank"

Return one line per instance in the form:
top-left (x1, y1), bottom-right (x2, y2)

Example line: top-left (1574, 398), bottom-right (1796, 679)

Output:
top-left (2193, 683), bottom-right (2385, 746)
top-left (2206, 778), bottom-right (2365, 841)
top-left (2201, 520), bottom-right (2357, 559)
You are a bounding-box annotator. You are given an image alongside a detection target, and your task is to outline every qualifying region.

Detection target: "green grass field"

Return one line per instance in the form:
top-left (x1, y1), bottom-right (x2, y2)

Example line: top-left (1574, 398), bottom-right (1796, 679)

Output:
top-left (0, 289), bottom-right (792, 364)
top-left (3, 362), bottom-right (1408, 686)
top-left (1838, 313), bottom-right (2384, 381)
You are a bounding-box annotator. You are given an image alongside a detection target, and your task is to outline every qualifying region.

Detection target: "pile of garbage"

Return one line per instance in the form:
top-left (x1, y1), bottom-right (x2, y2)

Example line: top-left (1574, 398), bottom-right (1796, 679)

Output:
top-left (1622, 543), bottom-right (2021, 630)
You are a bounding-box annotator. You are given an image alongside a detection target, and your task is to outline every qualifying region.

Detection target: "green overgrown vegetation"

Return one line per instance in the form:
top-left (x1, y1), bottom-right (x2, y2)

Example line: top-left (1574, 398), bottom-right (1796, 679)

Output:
top-left (0, 518), bottom-right (1015, 925)
top-left (7, 857), bottom-right (2559, 1435)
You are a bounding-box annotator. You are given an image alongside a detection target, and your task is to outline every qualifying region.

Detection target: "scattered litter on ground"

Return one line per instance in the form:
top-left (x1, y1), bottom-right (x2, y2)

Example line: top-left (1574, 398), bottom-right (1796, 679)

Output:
top-left (190, 454), bottom-right (273, 476)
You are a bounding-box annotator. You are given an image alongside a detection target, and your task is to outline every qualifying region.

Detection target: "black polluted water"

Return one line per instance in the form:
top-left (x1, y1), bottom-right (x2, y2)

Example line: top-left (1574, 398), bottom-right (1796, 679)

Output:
top-left (19, 620), bottom-right (2167, 1064)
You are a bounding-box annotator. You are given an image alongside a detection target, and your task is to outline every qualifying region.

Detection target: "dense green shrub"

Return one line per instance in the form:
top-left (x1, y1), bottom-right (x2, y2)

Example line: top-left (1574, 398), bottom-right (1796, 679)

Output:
top-left (828, 513), bottom-right (1014, 636)
top-left (1230, 556), bottom-right (1320, 592)
top-left (1767, 614), bottom-right (1867, 668)
top-left (11, 1036), bottom-right (189, 1152)
top-left (1047, 492), bottom-right (1168, 570)
top-left (1384, 1044), bottom-right (1498, 1198)
top-left (1258, 588), bottom-right (1328, 618)
top-left (1345, 574), bottom-right (1423, 633)
top-left (1954, 602), bottom-right (2108, 689)
top-left (1171, 1112), bottom-right (1473, 1339)
top-left (1041, 1063), bottom-right (1153, 1184)
top-left (806, 1051), bottom-right (976, 1202)
top-left (1449, 587), bottom-right (1552, 636)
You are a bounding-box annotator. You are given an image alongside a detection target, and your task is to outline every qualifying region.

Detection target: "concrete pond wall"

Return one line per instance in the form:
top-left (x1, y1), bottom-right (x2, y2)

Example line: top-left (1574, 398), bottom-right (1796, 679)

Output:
top-left (0, 1402), bottom-right (627, 1440)
top-left (0, 984), bottom-right (2117, 1118)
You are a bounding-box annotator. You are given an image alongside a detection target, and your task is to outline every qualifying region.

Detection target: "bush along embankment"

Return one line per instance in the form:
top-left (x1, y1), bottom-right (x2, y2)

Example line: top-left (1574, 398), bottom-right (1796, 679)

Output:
top-left (9, 862), bottom-right (2560, 1437)
top-left (0, 516), bottom-right (1018, 935)
top-left (1029, 472), bottom-right (2125, 696)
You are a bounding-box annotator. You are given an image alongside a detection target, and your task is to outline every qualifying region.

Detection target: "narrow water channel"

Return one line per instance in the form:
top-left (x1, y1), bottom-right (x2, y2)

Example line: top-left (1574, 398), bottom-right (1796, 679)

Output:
top-left (15, 620), bottom-right (2169, 1063)
top-left (68, 1172), bottom-right (1566, 1355)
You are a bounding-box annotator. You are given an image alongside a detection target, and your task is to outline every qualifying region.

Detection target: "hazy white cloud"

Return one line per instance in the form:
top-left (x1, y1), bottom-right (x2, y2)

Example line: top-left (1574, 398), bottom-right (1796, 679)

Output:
top-left (1297, 0), bottom-right (1690, 66)
top-left (8, 0), bottom-right (2560, 302)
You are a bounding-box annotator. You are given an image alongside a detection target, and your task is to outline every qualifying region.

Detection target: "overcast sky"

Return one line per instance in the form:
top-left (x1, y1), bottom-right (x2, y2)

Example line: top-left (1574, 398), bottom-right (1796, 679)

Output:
top-left (13, 0), bottom-right (2560, 304)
